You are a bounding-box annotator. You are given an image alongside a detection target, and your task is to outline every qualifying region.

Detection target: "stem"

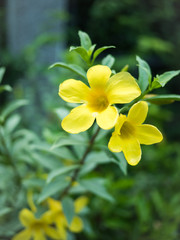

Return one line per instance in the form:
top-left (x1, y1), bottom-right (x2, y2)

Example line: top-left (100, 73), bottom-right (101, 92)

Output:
top-left (59, 127), bottom-right (101, 200)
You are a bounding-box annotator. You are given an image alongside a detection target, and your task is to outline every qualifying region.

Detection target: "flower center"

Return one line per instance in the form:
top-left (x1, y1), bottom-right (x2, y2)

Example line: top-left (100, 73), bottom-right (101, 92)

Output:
top-left (31, 220), bottom-right (46, 230)
top-left (87, 90), bottom-right (109, 113)
top-left (120, 121), bottom-right (135, 139)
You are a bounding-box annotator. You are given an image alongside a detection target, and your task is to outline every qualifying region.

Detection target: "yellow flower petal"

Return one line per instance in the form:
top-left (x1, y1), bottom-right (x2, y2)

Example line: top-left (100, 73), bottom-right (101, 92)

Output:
top-left (33, 230), bottom-right (46, 240)
top-left (48, 198), bottom-right (62, 212)
top-left (120, 137), bottom-right (141, 166)
top-left (59, 79), bottom-right (90, 103)
top-left (114, 114), bottom-right (127, 134)
top-left (41, 210), bottom-right (54, 224)
top-left (128, 101), bottom-right (148, 125)
top-left (135, 124), bottom-right (163, 145)
top-left (108, 133), bottom-right (122, 152)
top-left (45, 226), bottom-right (61, 240)
top-left (106, 72), bottom-right (141, 104)
top-left (55, 217), bottom-right (67, 240)
top-left (87, 65), bottom-right (111, 89)
top-left (74, 196), bottom-right (89, 213)
top-left (61, 104), bottom-right (95, 133)
top-left (12, 229), bottom-right (31, 240)
top-left (19, 209), bottom-right (35, 227)
top-left (69, 216), bottom-right (83, 233)
top-left (96, 106), bottom-right (118, 129)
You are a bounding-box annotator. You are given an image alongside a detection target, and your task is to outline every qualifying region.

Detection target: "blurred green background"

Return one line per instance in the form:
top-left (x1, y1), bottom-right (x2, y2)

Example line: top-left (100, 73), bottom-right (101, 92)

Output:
top-left (0, 0), bottom-right (180, 239)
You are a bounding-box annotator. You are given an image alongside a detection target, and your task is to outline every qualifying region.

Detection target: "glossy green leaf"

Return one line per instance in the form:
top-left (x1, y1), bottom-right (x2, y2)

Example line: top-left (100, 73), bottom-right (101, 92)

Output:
top-left (62, 197), bottom-right (75, 225)
top-left (51, 137), bottom-right (87, 149)
top-left (47, 165), bottom-right (79, 183)
top-left (110, 152), bottom-right (127, 175)
top-left (151, 70), bottom-right (180, 89)
top-left (69, 46), bottom-right (89, 62)
top-left (102, 54), bottom-right (115, 68)
top-left (78, 31), bottom-right (92, 50)
top-left (49, 62), bottom-right (87, 80)
top-left (79, 178), bottom-right (114, 202)
top-left (0, 67), bottom-right (5, 84)
top-left (136, 56), bottom-right (151, 92)
top-left (92, 46), bottom-right (115, 63)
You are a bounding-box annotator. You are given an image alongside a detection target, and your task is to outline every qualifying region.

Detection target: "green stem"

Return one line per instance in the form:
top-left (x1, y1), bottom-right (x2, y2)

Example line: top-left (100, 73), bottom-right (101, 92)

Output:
top-left (59, 126), bottom-right (101, 200)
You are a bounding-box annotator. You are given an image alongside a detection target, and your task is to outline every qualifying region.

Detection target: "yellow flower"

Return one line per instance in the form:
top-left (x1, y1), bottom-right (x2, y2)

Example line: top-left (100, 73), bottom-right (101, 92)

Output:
top-left (12, 209), bottom-right (61, 240)
top-left (108, 101), bottom-right (163, 165)
top-left (48, 196), bottom-right (88, 240)
top-left (59, 65), bottom-right (141, 133)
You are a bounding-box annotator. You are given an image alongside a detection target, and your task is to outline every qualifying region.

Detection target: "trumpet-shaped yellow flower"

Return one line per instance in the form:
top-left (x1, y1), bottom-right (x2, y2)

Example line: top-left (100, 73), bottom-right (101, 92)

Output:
top-left (48, 196), bottom-right (88, 240)
top-left (108, 101), bottom-right (163, 166)
top-left (59, 65), bottom-right (141, 133)
top-left (12, 209), bottom-right (61, 240)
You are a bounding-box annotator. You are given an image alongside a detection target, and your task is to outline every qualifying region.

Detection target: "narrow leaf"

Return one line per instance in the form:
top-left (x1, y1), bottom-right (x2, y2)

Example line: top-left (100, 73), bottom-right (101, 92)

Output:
top-left (49, 62), bottom-right (87, 80)
top-left (102, 54), bottom-right (115, 68)
top-left (78, 31), bottom-right (92, 50)
top-left (144, 94), bottom-right (180, 104)
top-left (69, 46), bottom-right (89, 62)
top-left (0, 85), bottom-right (12, 93)
top-left (152, 70), bottom-right (180, 89)
top-left (47, 165), bottom-right (79, 183)
top-left (62, 197), bottom-right (75, 225)
top-left (92, 46), bottom-right (115, 63)
top-left (110, 152), bottom-right (127, 175)
top-left (136, 56), bottom-right (151, 92)
top-left (38, 178), bottom-right (69, 203)
top-left (79, 178), bottom-right (114, 202)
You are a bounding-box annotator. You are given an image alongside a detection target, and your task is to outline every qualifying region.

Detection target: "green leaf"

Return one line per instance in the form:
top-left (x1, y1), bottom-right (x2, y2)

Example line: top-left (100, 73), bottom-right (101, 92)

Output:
top-left (49, 62), bottom-right (87, 80)
top-left (151, 70), bottom-right (180, 89)
top-left (136, 56), bottom-right (151, 92)
top-left (0, 67), bottom-right (5, 84)
top-left (102, 54), bottom-right (115, 68)
top-left (144, 94), bottom-right (180, 105)
top-left (78, 31), bottom-right (92, 50)
top-left (0, 85), bottom-right (12, 93)
top-left (47, 165), bottom-right (79, 183)
top-left (51, 137), bottom-right (87, 149)
top-left (1, 99), bottom-right (28, 122)
top-left (62, 197), bottom-right (75, 225)
top-left (38, 177), bottom-right (69, 203)
top-left (79, 178), bottom-right (114, 202)
top-left (111, 152), bottom-right (127, 175)
top-left (0, 207), bottom-right (12, 217)
top-left (92, 46), bottom-right (115, 63)
top-left (5, 114), bottom-right (21, 133)
top-left (69, 46), bottom-right (89, 63)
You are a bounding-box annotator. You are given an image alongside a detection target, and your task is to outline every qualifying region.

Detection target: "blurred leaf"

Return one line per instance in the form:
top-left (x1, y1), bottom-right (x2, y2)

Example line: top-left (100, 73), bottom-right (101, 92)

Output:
top-left (51, 137), bottom-right (87, 149)
top-left (0, 207), bottom-right (12, 217)
top-left (62, 197), bottom-right (75, 225)
top-left (0, 85), bottom-right (12, 93)
top-left (92, 46), bottom-right (115, 63)
top-left (121, 64), bottom-right (129, 72)
top-left (47, 165), bottom-right (79, 183)
top-left (136, 56), bottom-right (151, 92)
top-left (0, 67), bottom-right (5, 84)
top-left (1, 99), bottom-right (28, 121)
top-left (78, 31), bottom-right (92, 50)
top-left (70, 46), bottom-right (89, 62)
top-left (79, 178), bottom-right (114, 202)
top-left (49, 62), bottom-right (87, 80)
top-left (38, 177), bottom-right (69, 203)
top-left (144, 94), bottom-right (180, 105)
top-left (5, 114), bottom-right (21, 133)
top-left (110, 152), bottom-right (127, 175)
top-left (102, 54), bottom-right (115, 68)
top-left (151, 70), bottom-right (180, 89)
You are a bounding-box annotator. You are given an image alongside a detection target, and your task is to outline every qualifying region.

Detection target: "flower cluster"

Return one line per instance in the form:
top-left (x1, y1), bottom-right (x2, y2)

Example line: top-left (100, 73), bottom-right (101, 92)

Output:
top-left (13, 196), bottom-right (88, 240)
top-left (59, 65), bottom-right (163, 165)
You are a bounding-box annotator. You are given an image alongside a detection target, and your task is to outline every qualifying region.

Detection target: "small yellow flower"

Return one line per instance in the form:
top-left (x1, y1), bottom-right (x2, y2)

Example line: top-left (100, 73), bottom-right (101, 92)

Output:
top-left (59, 65), bottom-right (141, 133)
top-left (12, 209), bottom-right (61, 240)
top-left (108, 101), bottom-right (163, 165)
top-left (48, 196), bottom-right (88, 240)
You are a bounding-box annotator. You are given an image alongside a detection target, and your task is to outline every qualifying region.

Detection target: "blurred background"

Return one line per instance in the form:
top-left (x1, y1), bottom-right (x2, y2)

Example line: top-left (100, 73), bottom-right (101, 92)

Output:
top-left (0, 0), bottom-right (180, 239)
